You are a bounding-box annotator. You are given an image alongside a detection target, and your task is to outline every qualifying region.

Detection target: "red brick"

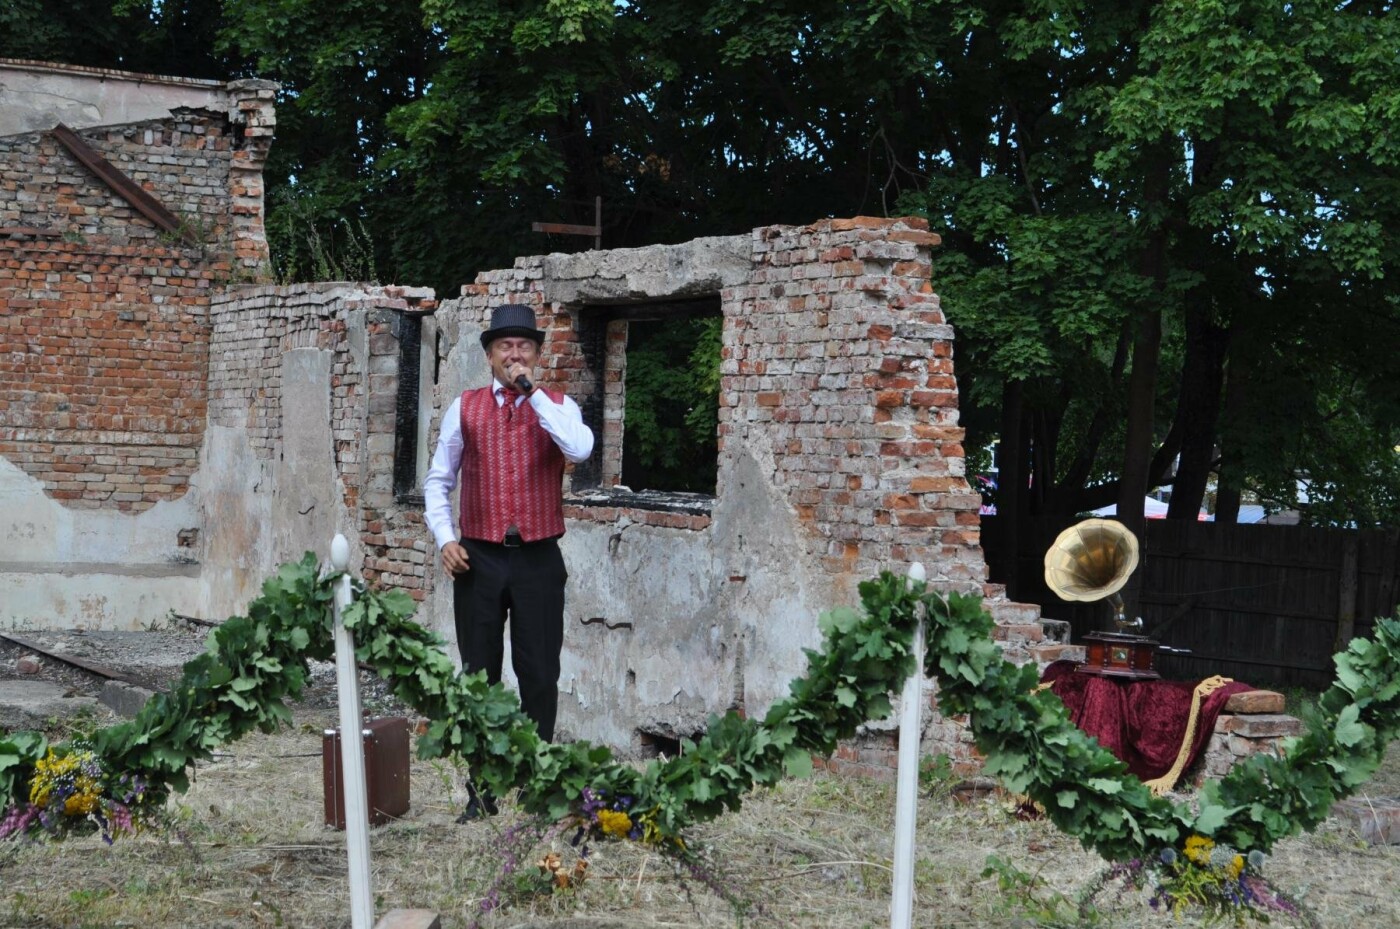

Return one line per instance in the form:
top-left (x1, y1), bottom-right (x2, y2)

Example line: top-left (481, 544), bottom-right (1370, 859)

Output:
top-left (1222, 690), bottom-right (1286, 714)
top-left (874, 390), bottom-right (905, 409)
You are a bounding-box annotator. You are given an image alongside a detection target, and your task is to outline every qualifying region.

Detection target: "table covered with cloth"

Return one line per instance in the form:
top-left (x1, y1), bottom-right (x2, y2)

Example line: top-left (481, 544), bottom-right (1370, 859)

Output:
top-left (1039, 659), bottom-right (1255, 794)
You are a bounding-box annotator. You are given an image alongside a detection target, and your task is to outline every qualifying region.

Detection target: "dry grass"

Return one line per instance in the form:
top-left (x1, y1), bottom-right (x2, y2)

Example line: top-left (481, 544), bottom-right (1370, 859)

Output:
top-left (2, 705), bottom-right (1398, 929)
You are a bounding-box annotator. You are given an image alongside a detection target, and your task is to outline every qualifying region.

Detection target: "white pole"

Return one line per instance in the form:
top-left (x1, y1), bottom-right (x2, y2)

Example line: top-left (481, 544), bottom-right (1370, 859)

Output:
top-left (890, 561), bottom-right (926, 929)
top-left (330, 533), bottom-right (374, 929)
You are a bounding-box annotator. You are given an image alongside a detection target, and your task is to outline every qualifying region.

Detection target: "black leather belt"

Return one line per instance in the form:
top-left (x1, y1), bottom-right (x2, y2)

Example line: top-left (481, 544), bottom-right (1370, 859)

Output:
top-left (502, 530), bottom-right (523, 548)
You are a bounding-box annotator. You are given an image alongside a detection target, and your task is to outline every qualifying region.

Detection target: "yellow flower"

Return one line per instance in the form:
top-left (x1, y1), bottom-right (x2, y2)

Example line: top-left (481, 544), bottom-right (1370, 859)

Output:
top-left (1227, 855), bottom-right (1244, 880)
top-left (1184, 834), bottom-right (1215, 866)
top-left (27, 749), bottom-right (105, 819)
top-left (597, 809), bottom-right (633, 838)
top-left (64, 792), bottom-right (99, 816)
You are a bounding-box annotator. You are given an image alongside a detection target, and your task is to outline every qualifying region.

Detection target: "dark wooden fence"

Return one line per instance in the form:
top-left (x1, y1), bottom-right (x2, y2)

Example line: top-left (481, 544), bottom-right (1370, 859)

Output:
top-left (981, 517), bottom-right (1400, 689)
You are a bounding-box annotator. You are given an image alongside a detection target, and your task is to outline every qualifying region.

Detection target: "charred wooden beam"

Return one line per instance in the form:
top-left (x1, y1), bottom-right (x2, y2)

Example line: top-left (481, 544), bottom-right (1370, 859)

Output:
top-left (50, 123), bottom-right (201, 246)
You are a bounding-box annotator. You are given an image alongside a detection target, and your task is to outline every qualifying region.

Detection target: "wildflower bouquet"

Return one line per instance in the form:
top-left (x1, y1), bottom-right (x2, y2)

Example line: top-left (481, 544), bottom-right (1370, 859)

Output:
top-left (575, 786), bottom-right (671, 847)
top-left (1078, 835), bottom-right (1318, 927)
top-left (1150, 836), bottom-right (1315, 926)
top-left (0, 741), bottom-right (148, 844)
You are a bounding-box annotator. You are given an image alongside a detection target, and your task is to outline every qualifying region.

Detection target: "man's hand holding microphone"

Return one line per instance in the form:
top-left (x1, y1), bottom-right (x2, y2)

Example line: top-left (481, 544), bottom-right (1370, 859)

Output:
top-left (507, 361), bottom-right (534, 395)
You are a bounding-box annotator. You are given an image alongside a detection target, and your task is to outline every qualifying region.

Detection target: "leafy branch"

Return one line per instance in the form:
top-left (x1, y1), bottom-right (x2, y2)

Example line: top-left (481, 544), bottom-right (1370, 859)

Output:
top-left (3, 557), bottom-right (1397, 885)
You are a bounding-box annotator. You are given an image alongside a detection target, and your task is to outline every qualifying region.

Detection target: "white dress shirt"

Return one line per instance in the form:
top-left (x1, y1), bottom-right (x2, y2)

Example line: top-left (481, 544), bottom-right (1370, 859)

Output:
top-left (423, 380), bottom-right (595, 550)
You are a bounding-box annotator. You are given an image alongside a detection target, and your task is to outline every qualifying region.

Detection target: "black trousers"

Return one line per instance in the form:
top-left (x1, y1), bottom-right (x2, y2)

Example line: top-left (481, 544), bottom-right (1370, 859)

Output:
top-left (452, 536), bottom-right (566, 743)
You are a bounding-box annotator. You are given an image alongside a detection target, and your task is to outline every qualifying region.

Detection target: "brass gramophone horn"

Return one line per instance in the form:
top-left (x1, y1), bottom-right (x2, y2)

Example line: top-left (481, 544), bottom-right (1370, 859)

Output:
top-left (1044, 518), bottom-right (1140, 628)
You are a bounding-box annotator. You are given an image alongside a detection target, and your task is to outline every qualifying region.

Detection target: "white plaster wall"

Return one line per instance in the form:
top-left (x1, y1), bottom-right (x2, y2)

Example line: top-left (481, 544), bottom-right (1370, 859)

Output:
top-left (0, 455), bottom-right (205, 629)
top-left (195, 348), bottom-right (363, 624)
top-left (424, 312), bottom-right (492, 652)
top-left (544, 443), bottom-right (836, 749)
top-left (710, 442), bottom-right (838, 717)
top-left (0, 60), bottom-right (227, 138)
top-left (555, 521), bottom-right (726, 747)
top-left (195, 423), bottom-right (274, 622)
top-left (274, 348), bottom-right (360, 570)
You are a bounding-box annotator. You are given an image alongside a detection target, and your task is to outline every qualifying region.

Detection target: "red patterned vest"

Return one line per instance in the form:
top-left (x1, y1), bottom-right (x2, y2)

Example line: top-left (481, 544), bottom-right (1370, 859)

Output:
top-left (458, 386), bottom-right (568, 543)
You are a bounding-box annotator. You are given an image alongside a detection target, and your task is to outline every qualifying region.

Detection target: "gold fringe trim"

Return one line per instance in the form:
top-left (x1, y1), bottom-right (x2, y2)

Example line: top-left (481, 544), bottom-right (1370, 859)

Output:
top-left (1143, 675), bottom-right (1232, 796)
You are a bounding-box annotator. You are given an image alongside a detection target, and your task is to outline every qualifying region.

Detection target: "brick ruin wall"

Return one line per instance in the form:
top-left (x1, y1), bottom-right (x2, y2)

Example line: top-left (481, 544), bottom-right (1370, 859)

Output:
top-left (206, 283), bottom-right (437, 601)
top-left (452, 217), bottom-right (991, 578)
top-left (0, 65), bottom-right (1296, 783)
top-left (434, 217), bottom-right (1062, 771)
top-left (0, 81), bottom-right (275, 515)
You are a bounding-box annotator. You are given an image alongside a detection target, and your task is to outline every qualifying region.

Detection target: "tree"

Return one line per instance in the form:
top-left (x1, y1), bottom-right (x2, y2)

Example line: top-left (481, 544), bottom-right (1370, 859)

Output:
top-left (904, 1), bottom-right (1400, 581)
top-left (0, 0), bottom-right (231, 79)
top-left (14, 0), bottom-right (1400, 546)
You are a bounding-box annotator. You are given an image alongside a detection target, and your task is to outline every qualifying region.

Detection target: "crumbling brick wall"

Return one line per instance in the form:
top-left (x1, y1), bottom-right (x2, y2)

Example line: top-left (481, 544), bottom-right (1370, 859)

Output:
top-left (0, 77), bottom-right (275, 514)
top-left (449, 218), bottom-right (988, 580)
top-left (729, 218), bottom-right (983, 584)
top-left (432, 218), bottom-right (1057, 763)
top-left (207, 283), bottom-right (438, 602)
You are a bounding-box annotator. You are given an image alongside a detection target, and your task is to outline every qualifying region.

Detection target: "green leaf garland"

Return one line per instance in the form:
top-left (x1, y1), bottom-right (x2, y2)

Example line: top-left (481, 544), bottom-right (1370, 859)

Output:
top-left (2, 557), bottom-right (1398, 882)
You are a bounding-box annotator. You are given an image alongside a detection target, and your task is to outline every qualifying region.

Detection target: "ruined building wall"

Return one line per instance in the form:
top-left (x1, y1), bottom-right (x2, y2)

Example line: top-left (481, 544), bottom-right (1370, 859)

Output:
top-left (428, 218), bottom-right (1053, 765)
top-left (1, 92), bottom-right (1046, 772)
top-left (200, 284), bottom-right (437, 616)
top-left (0, 65), bottom-right (275, 627)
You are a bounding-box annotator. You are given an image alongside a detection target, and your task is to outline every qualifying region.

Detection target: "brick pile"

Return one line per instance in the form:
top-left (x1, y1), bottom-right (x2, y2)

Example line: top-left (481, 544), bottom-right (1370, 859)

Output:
top-left (0, 82), bottom-right (274, 512)
top-left (1192, 688), bottom-right (1302, 785)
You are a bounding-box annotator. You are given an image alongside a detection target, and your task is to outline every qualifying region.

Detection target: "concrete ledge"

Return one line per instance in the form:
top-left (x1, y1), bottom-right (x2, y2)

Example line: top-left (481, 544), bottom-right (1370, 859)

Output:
top-left (99, 679), bottom-right (155, 718)
top-left (374, 909), bottom-right (440, 929)
top-left (1331, 797), bottom-right (1400, 846)
top-left (0, 680), bottom-right (99, 730)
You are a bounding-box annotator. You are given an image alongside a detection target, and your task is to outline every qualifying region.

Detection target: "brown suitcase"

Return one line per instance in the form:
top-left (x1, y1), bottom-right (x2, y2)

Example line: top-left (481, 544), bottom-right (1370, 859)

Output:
top-left (322, 716), bottom-right (411, 830)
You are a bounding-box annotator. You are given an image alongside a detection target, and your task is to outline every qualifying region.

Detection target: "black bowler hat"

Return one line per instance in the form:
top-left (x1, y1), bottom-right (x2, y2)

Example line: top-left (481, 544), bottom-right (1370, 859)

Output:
top-left (480, 303), bottom-right (545, 349)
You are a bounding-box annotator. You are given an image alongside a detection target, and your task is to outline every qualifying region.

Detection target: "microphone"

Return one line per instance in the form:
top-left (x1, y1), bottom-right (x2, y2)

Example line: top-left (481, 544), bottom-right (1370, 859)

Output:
top-left (514, 373), bottom-right (534, 394)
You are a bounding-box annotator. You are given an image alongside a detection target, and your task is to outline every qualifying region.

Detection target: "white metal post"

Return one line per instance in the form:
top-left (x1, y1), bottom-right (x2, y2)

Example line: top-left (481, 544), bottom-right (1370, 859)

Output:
top-left (890, 561), bottom-right (926, 929)
top-left (330, 533), bottom-right (374, 929)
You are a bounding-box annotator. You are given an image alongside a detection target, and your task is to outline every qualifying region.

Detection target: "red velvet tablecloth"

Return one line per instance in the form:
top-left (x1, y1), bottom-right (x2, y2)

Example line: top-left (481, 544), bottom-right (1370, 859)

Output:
top-left (1040, 660), bottom-right (1254, 792)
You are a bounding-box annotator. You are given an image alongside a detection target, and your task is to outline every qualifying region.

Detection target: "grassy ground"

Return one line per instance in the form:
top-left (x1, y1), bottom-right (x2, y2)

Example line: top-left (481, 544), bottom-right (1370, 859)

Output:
top-left (2, 703), bottom-right (1398, 929)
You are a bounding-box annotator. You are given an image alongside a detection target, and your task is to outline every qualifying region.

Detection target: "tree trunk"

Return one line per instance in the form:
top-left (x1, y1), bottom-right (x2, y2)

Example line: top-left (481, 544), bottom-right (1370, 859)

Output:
top-left (1118, 151), bottom-right (1172, 616)
top-left (1167, 304), bottom-right (1230, 519)
top-left (1167, 138), bottom-right (1227, 520)
top-left (1118, 305), bottom-right (1161, 542)
top-left (1213, 355), bottom-right (1250, 524)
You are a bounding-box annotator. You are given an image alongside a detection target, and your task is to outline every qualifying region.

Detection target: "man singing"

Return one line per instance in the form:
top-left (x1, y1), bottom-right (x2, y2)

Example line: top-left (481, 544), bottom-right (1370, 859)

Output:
top-left (423, 303), bottom-right (594, 819)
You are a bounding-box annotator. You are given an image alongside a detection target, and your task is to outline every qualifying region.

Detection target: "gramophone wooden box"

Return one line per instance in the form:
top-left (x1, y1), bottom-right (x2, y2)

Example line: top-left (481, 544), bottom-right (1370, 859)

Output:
top-left (1079, 632), bottom-right (1161, 680)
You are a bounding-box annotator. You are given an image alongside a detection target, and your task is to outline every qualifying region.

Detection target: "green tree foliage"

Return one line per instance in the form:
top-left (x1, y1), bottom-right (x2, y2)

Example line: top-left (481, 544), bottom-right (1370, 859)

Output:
top-left (896, 1), bottom-right (1400, 544)
top-left (621, 316), bottom-right (722, 494)
top-left (0, 0), bottom-right (232, 78)
top-left (11, 1), bottom-right (1400, 535)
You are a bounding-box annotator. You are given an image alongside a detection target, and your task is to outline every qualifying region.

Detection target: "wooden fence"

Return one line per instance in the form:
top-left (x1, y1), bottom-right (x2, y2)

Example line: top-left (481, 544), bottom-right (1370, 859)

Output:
top-left (981, 518), bottom-right (1400, 689)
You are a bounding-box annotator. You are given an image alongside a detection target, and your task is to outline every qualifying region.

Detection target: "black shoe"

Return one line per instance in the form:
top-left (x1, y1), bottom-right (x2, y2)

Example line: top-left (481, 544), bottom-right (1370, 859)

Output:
top-left (455, 789), bottom-right (499, 823)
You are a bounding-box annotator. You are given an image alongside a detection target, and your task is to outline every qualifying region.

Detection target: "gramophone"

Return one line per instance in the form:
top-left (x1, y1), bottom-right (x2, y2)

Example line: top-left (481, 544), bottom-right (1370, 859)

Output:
top-left (1044, 518), bottom-right (1162, 680)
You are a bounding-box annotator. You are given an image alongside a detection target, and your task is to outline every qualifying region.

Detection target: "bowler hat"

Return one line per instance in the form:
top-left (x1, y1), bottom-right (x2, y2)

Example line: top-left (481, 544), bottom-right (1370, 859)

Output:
top-left (480, 304), bottom-right (545, 349)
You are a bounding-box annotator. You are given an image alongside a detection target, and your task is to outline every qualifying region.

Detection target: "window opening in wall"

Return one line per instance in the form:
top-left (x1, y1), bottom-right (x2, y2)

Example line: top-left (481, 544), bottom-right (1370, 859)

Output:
top-left (393, 312), bottom-right (434, 505)
top-left (621, 312), bottom-right (722, 495)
